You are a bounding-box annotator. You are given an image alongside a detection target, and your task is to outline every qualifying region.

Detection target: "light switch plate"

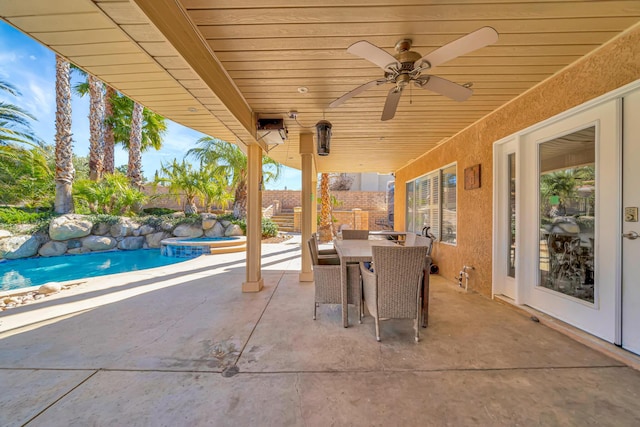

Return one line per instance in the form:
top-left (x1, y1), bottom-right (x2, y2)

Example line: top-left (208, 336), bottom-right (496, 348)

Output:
top-left (625, 207), bottom-right (638, 222)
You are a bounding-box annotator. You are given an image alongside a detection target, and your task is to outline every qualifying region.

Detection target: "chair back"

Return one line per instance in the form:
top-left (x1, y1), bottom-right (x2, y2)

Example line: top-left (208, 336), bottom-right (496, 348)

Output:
top-left (342, 229), bottom-right (370, 240)
top-left (414, 235), bottom-right (434, 255)
top-left (404, 232), bottom-right (417, 246)
top-left (371, 245), bottom-right (428, 318)
top-left (307, 236), bottom-right (319, 265)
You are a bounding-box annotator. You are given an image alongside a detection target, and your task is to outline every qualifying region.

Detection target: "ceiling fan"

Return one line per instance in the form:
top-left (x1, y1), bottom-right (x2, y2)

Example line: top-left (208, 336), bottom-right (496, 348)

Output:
top-left (329, 27), bottom-right (499, 121)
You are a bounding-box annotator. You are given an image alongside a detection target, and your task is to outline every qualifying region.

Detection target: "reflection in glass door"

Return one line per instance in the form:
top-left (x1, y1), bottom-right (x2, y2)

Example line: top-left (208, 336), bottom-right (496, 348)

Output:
top-left (508, 153), bottom-right (516, 278)
top-left (538, 126), bottom-right (595, 303)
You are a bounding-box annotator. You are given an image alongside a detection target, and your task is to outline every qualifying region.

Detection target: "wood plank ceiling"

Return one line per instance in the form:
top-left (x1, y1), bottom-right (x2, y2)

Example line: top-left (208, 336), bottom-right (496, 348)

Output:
top-left (1, 0), bottom-right (639, 173)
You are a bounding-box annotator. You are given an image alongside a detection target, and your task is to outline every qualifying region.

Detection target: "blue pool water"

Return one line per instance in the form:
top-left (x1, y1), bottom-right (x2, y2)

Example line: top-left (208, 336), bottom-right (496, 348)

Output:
top-left (0, 250), bottom-right (189, 291)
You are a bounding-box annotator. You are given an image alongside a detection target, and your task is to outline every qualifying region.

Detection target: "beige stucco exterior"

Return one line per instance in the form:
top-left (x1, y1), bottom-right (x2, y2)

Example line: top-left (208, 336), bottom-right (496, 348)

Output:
top-left (394, 24), bottom-right (640, 297)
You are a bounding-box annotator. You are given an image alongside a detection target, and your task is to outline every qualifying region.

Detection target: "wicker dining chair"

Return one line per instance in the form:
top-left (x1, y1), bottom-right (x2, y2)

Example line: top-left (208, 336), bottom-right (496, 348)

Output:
top-left (308, 238), bottom-right (361, 322)
top-left (360, 245), bottom-right (429, 342)
top-left (312, 232), bottom-right (338, 256)
top-left (342, 229), bottom-right (370, 240)
top-left (309, 233), bottom-right (340, 265)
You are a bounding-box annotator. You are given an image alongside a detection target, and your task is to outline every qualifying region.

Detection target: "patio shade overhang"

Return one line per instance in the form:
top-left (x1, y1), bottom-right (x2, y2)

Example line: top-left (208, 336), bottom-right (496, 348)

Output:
top-left (2, 0), bottom-right (639, 173)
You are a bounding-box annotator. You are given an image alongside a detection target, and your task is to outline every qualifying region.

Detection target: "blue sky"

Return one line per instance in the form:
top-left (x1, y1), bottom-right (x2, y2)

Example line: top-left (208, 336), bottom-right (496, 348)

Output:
top-left (0, 21), bottom-right (301, 189)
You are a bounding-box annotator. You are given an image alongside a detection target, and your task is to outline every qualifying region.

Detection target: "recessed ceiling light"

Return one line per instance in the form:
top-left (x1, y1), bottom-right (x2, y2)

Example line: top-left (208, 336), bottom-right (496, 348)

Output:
top-left (187, 107), bottom-right (197, 112)
top-left (297, 87), bottom-right (309, 94)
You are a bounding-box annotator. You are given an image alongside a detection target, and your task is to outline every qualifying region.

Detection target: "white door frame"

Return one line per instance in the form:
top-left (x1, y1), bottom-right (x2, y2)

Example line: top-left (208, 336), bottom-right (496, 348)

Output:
top-left (492, 137), bottom-right (520, 302)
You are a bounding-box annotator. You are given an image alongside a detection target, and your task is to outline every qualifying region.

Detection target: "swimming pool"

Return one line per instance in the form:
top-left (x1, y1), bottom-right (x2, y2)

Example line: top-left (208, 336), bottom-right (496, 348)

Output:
top-left (0, 249), bottom-right (189, 292)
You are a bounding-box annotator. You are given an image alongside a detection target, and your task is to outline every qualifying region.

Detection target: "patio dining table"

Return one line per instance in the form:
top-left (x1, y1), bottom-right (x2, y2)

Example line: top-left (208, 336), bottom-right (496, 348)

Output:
top-left (333, 239), bottom-right (398, 328)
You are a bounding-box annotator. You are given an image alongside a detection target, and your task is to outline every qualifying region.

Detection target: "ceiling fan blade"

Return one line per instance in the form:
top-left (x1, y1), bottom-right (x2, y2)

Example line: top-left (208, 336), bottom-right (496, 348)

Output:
top-left (329, 79), bottom-right (386, 108)
top-left (417, 75), bottom-right (473, 102)
top-left (347, 40), bottom-right (400, 71)
top-left (414, 26), bottom-right (498, 69)
top-left (381, 87), bottom-right (403, 121)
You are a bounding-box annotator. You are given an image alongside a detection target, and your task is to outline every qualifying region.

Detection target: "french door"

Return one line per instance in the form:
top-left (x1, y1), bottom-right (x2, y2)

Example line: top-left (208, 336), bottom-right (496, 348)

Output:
top-left (498, 99), bottom-right (621, 343)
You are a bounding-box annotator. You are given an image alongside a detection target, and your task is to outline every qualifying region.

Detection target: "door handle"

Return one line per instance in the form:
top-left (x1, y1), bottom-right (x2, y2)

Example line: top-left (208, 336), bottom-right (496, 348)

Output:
top-left (622, 231), bottom-right (639, 240)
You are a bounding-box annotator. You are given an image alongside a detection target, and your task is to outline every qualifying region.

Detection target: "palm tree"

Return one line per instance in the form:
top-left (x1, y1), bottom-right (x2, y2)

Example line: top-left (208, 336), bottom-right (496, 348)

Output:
top-left (107, 93), bottom-right (166, 187)
top-left (127, 101), bottom-right (144, 188)
top-left (103, 86), bottom-right (117, 174)
top-left (186, 136), bottom-right (282, 219)
top-left (0, 80), bottom-right (40, 147)
top-left (540, 169), bottom-right (580, 216)
top-left (54, 55), bottom-right (75, 214)
top-left (72, 67), bottom-right (105, 181)
top-left (318, 173), bottom-right (332, 242)
top-left (197, 164), bottom-right (234, 212)
top-left (154, 159), bottom-right (204, 214)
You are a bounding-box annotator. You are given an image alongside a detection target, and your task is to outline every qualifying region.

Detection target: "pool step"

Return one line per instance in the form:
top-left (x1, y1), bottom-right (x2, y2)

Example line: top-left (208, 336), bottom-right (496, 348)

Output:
top-left (210, 243), bottom-right (246, 255)
top-left (207, 236), bottom-right (246, 255)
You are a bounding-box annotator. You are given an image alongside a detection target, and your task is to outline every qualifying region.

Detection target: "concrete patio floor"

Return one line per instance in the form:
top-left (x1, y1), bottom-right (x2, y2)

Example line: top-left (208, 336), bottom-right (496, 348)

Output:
top-left (2, 236), bottom-right (640, 426)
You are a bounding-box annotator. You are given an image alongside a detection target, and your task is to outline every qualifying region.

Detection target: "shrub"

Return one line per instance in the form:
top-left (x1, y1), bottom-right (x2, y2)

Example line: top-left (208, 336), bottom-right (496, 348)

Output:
top-left (261, 217), bottom-right (279, 238)
top-left (142, 207), bottom-right (176, 216)
top-left (73, 173), bottom-right (147, 215)
top-left (0, 206), bottom-right (54, 224)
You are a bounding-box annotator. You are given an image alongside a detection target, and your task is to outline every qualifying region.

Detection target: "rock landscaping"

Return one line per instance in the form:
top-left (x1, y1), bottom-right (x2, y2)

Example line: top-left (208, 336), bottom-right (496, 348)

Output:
top-left (0, 213), bottom-right (244, 261)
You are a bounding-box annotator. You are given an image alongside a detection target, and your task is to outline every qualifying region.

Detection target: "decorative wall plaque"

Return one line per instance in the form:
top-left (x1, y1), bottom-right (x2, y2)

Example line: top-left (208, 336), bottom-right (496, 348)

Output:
top-left (464, 164), bottom-right (481, 190)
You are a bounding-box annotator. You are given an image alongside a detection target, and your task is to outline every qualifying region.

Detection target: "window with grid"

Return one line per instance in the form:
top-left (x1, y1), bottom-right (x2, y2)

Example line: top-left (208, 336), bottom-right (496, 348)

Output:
top-left (405, 165), bottom-right (456, 244)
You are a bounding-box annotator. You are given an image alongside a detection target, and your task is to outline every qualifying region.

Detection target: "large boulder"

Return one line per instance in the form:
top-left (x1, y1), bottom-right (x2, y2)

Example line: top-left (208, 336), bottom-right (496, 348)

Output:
top-left (82, 235), bottom-right (117, 251)
top-left (160, 221), bottom-right (174, 232)
top-left (118, 236), bottom-right (145, 250)
top-left (224, 224), bottom-right (244, 237)
top-left (173, 223), bottom-right (204, 238)
top-left (138, 224), bottom-right (156, 236)
top-left (0, 235), bottom-right (42, 259)
top-left (49, 214), bottom-right (93, 240)
top-left (201, 213), bottom-right (217, 230)
top-left (146, 231), bottom-right (171, 248)
top-left (92, 222), bottom-right (111, 236)
top-left (38, 241), bottom-right (68, 257)
top-left (0, 230), bottom-right (12, 239)
top-left (205, 222), bottom-right (225, 238)
top-left (110, 218), bottom-right (140, 238)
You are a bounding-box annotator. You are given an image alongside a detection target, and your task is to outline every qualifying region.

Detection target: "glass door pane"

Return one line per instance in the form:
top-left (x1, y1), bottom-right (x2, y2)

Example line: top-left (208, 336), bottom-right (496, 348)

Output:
top-left (508, 153), bottom-right (516, 277)
top-left (538, 126), bottom-right (596, 302)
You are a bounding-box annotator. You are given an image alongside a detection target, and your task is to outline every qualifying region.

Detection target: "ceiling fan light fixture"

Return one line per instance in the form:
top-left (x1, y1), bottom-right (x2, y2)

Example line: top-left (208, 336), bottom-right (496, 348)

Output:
top-left (316, 120), bottom-right (332, 156)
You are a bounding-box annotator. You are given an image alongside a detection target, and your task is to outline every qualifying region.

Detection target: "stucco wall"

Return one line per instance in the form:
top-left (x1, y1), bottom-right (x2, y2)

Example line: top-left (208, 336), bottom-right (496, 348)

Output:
top-left (395, 24), bottom-right (640, 297)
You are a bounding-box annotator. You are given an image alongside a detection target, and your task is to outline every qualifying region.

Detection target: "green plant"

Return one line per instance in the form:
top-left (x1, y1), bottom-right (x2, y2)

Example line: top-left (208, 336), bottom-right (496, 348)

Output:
top-left (186, 136), bottom-right (282, 219)
top-left (154, 159), bottom-right (204, 214)
top-left (261, 217), bottom-right (279, 238)
top-left (142, 207), bottom-right (176, 216)
top-left (73, 173), bottom-right (147, 215)
top-left (0, 207), bottom-right (54, 224)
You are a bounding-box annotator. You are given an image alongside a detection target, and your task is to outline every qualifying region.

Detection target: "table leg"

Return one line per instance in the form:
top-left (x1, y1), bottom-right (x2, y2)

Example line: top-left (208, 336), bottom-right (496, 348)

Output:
top-left (422, 268), bottom-right (430, 328)
top-left (341, 260), bottom-right (349, 328)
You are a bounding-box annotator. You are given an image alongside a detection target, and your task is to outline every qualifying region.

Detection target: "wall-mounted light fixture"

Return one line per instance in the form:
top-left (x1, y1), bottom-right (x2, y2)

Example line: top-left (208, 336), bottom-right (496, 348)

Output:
top-left (316, 120), bottom-right (332, 156)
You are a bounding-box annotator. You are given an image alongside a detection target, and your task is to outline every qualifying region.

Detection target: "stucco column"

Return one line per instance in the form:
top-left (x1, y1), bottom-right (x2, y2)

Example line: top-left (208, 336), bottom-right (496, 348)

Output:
top-left (242, 143), bottom-right (264, 292)
top-left (299, 133), bottom-right (315, 282)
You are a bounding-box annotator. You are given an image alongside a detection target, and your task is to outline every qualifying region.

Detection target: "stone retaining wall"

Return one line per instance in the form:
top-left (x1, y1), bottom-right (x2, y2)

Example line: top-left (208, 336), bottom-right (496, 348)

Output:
top-left (0, 213), bottom-right (243, 261)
